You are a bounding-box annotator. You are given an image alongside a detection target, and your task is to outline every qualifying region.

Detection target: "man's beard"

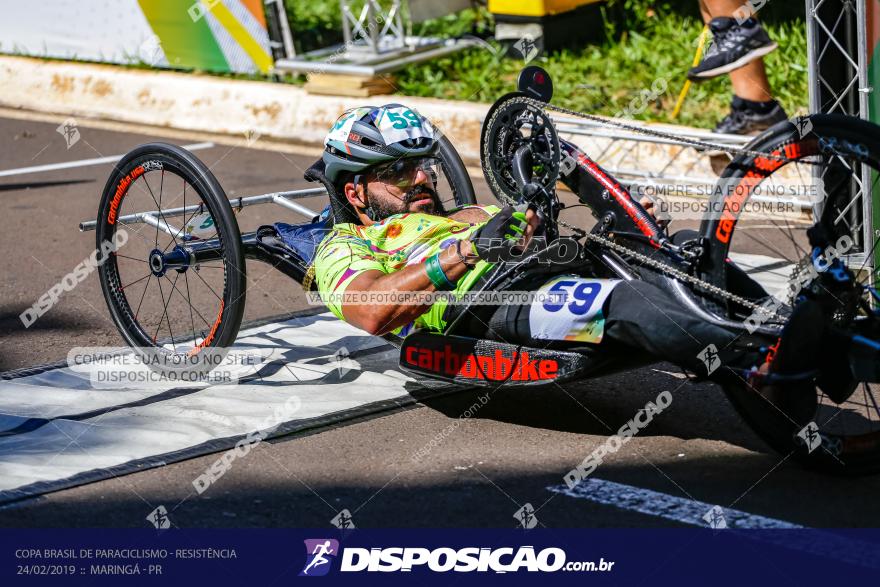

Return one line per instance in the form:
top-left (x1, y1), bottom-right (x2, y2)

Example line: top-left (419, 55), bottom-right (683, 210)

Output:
top-left (367, 185), bottom-right (444, 220)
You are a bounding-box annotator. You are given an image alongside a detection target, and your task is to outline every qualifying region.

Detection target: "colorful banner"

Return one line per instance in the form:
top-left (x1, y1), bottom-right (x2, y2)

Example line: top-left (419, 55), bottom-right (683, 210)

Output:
top-left (0, 0), bottom-right (273, 74)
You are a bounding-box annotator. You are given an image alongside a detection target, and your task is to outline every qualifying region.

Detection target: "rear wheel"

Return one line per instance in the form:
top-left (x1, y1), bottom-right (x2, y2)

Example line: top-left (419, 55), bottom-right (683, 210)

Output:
top-left (96, 143), bottom-right (246, 360)
top-left (437, 134), bottom-right (477, 209)
top-left (699, 115), bottom-right (880, 474)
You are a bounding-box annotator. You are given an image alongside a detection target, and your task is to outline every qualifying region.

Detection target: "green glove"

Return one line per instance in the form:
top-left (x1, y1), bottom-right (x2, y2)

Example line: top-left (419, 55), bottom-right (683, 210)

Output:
top-left (469, 204), bottom-right (530, 262)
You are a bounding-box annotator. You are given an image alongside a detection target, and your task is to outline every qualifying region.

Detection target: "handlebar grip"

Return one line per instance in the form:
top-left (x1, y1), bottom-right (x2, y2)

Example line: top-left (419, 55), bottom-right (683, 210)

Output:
top-left (511, 145), bottom-right (533, 189)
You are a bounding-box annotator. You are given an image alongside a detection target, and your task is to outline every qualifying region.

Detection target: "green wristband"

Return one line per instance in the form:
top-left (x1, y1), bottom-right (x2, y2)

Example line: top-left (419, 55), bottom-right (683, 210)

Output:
top-left (425, 253), bottom-right (455, 290)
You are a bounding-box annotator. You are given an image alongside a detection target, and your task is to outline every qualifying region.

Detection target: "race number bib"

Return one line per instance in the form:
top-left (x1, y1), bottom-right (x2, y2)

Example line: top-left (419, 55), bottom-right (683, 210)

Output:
top-left (529, 276), bottom-right (621, 343)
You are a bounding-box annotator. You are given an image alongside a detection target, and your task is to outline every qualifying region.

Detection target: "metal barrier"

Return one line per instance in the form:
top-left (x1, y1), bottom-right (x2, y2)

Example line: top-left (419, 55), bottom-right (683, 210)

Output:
top-left (806, 0), bottom-right (876, 281)
top-left (273, 0), bottom-right (479, 76)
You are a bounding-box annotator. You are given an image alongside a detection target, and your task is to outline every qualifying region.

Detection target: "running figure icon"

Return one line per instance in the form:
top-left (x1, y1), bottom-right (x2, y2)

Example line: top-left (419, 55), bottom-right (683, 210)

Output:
top-left (300, 539), bottom-right (340, 577)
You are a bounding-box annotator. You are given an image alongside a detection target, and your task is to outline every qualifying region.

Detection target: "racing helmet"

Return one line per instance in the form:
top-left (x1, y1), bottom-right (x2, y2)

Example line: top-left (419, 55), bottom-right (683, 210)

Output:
top-left (322, 104), bottom-right (440, 188)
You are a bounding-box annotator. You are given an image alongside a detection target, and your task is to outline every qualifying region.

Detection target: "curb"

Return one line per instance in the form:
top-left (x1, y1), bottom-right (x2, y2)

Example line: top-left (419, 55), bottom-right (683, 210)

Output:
top-left (0, 56), bottom-right (489, 162)
top-left (0, 55), bottom-right (723, 182)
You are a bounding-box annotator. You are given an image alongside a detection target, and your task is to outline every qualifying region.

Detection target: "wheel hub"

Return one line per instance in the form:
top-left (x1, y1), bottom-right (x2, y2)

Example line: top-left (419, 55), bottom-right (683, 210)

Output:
top-left (148, 249), bottom-right (166, 277)
top-left (149, 246), bottom-right (191, 277)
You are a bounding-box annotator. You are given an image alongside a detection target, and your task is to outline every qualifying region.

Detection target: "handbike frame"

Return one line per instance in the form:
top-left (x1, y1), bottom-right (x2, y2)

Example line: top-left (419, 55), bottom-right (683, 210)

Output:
top-left (79, 187), bottom-right (325, 284)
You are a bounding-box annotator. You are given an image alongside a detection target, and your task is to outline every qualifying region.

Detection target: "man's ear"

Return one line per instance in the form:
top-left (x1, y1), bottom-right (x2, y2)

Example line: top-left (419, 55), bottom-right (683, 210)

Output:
top-left (343, 177), bottom-right (366, 211)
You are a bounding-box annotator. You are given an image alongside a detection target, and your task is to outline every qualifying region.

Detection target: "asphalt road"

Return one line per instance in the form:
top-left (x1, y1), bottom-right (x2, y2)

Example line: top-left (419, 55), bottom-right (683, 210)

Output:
top-left (1, 112), bottom-right (878, 530)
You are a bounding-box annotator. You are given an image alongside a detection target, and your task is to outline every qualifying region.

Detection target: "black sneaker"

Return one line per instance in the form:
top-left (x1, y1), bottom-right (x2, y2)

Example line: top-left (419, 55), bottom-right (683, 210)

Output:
top-left (688, 17), bottom-right (778, 81)
top-left (713, 99), bottom-right (787, 135)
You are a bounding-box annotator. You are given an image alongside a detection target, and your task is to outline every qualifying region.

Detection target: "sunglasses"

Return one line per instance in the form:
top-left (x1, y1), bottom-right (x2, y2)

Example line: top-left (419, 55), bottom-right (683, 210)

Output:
top-left (369, 157), bottom-right (440, 188)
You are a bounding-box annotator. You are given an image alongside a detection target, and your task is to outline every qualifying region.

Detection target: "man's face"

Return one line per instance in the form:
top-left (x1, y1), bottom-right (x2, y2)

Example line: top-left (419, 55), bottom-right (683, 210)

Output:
top-left (360, 157), bottom-right (443, 220)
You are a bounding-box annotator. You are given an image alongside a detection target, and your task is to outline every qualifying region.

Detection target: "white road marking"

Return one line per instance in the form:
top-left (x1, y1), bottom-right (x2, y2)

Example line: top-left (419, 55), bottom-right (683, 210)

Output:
top-left (0, 142), bottom-right (215, 178)
top-left (549, 479), bottom-right (880, 568)
top-left (547, 478), bottom-right (803, 529)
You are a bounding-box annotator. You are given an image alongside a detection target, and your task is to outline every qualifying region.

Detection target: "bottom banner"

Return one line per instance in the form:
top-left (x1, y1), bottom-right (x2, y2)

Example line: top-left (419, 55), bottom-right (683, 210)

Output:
top-left (2, 528), bottom-right (878, 585)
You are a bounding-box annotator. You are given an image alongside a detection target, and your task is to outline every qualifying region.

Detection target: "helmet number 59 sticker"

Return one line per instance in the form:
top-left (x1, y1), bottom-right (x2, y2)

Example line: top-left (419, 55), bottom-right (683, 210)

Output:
top-left (386, 110), bottom-right (422, 129)
top-left (376, 107), bottom-right (435, 144)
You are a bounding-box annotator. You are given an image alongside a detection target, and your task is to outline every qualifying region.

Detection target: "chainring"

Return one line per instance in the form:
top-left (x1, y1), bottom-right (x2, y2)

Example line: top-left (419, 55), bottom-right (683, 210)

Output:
top-left (480, 92), bottom-right (561, 206)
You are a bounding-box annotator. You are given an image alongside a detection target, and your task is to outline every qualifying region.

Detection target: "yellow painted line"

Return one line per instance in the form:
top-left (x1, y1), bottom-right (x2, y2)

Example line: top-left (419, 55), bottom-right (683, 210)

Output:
top-left (205, 0), bottom-right (273, 74)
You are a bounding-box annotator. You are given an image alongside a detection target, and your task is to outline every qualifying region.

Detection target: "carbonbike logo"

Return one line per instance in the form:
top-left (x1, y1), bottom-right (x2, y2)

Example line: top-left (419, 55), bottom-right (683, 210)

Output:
top-left (714, 145), bottom-right (802, 244)
top-left (404, 345), bottom-right (558, 381)
top-left (20, 230), bottom-right (129, 328)
top-left (340, 546), bottom-right (567, 573)
top-left (564, 390), bottom-right (673, 489)
top-left (108, 162), bottom-right (159, 224)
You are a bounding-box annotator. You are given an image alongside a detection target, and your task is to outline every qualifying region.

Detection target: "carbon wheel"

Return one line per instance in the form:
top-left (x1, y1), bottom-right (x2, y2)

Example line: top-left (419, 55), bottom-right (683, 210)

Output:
top-left (95, 143), bottom-right (246, 359)
top-left (699, 115), bottom-right (880, 475)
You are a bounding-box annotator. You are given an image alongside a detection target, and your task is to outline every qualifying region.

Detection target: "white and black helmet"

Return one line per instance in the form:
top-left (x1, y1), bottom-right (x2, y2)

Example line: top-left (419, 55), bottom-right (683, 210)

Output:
top-left (322, 104), bottom-right (440, 186)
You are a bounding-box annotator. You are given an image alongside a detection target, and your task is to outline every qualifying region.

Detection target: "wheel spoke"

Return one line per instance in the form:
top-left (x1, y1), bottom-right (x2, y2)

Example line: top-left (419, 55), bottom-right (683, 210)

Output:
top-left (152, 274), bottom-right (169, 343)
top-left (190, 263), bottom-right (224, 301)
top-left (134, 275), bottom-right (152, 321)
top-left (120, 272), bottom-right (152, 291)
top-left (140, 172), bottom-right (181, 252)
top-left (115, 253), bottom-right (149, 263)
top-left (156, 273), bottom-right (178, 352)
top-left (183, 270), bottom-right (198, 345)
top-left (166, 272), bottom-right (213, 329)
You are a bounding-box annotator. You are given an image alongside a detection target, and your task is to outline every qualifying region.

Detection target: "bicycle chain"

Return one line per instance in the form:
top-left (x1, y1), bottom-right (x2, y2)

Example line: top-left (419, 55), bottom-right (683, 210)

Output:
top-left (515, 95), bottom-right (799, 162)
top-left (489, 95), bottom-right (788, 318)
top-left (579, 228), bottom-right (782, 318)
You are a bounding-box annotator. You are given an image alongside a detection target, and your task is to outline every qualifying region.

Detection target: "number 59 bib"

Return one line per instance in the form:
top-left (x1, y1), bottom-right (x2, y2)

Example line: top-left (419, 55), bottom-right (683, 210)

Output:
top-left (528, 276), bottom-right (621, 343)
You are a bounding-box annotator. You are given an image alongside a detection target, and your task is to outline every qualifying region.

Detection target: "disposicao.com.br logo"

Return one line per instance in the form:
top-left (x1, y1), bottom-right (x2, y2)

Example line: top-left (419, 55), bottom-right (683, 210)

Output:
top-left (300, 539), bottom-right (340, 576)
top-left (299, 541), bottom-right (614, 575)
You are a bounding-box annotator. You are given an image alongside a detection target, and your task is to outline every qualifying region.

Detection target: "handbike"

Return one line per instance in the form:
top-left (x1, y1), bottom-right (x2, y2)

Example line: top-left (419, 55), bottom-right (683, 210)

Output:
top-left (83, 67), bottom-right (880, 475)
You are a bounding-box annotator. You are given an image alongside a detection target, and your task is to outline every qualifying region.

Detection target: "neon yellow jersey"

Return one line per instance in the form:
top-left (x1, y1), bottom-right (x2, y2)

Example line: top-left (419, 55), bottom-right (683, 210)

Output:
top-left (313, 206), bottom-right (500, 336)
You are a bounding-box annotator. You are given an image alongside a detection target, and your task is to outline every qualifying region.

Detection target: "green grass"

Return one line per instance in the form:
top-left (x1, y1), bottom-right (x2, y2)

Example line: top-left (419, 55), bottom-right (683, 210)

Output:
top-left (287, 0), bottom-right (808, 129)
top-left (394, 13), bottom-right (807, 128)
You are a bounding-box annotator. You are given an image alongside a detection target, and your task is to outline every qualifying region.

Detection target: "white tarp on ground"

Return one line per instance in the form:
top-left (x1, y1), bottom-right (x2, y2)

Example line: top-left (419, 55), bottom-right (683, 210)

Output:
top-left (0, 311), bottom-right (453, 504)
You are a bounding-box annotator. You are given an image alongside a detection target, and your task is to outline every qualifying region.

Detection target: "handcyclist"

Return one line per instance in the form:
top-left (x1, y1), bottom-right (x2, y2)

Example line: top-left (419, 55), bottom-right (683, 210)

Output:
top-left (311, 105), bottom-right (823, 415)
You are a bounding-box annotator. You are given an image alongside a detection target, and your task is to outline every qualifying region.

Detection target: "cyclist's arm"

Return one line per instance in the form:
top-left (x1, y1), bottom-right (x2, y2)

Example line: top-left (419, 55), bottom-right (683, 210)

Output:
top-left (342, 208), bottom-right (539, 335)
top-left (340, 241), bottom-right (476, 335)
top-left (447, 206), bottom-right (491, 224)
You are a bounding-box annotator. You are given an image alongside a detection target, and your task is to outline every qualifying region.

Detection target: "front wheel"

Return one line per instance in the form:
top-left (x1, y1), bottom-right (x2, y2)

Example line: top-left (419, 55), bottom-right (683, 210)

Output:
top-left (698, 115), bottom-right (880, 474)
top-left (96, 143), bottom-right (246, 359)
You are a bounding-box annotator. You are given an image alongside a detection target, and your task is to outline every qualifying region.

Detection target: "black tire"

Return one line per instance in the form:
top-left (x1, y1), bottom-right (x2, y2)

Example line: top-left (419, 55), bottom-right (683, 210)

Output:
top-left (96, 143), bottom-right (246, 359)
top-left (699, 114), bottom-right (880, 475)
top-left (437, 134), bottom-right (477, 208)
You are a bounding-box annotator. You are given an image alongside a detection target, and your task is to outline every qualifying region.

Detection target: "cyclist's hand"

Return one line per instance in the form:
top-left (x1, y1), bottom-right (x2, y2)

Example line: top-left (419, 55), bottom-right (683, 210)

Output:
top-left (469, 204), bottom-right (538, 261)
top-left (523, 207), bottom-right (541, 245)
top-left (639, 196), bottom-right (671, 230)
